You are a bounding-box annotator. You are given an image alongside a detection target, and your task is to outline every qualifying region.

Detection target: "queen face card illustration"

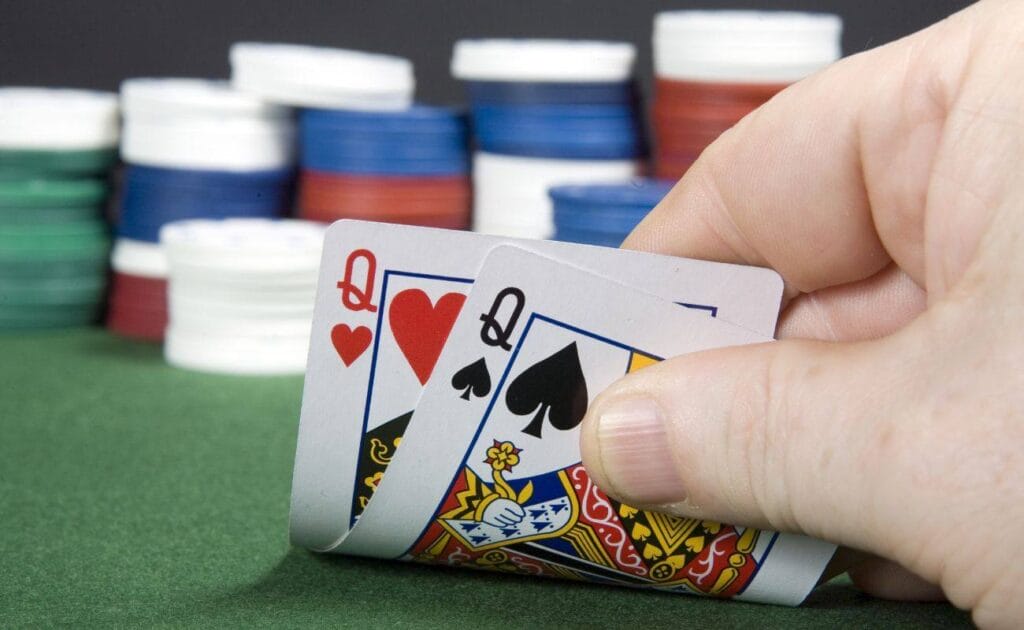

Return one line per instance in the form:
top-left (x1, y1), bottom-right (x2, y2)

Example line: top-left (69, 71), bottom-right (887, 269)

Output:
top-left (291, 220), bottom-right (783, 551)
top-left (340, 246), bottom-right (833, 606)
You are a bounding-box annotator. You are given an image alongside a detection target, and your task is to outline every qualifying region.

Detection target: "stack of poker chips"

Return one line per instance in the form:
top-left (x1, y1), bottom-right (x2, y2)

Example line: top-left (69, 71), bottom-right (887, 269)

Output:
top-left (296, 107), bottom-right (471, 229)
top-left (550, 179), bottom-right (673, 248)
top-left (108, 78), bottom-right (296, 341)
top-left (451, 39), bottom-right (644, 239)
top-left (161, 219), bottom-right (326, 375)
top-left (652, 11), bottom-right (842, 179)
top-left (0, 88), bottom-right (119, 329)
top-left (230, 44), bottom-right (467, 228)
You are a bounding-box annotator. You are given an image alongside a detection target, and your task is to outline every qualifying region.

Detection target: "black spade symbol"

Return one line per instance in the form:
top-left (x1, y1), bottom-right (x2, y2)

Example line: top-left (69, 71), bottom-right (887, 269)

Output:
top-left (505, 342), bottom-right (588, 438)
top-left (451, 358), bottom-right (492, 400)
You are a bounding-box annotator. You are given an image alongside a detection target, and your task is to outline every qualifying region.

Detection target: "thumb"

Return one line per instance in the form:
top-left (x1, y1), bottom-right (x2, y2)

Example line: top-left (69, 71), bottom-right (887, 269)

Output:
top-left (579, 332), bottom-right (919, 555)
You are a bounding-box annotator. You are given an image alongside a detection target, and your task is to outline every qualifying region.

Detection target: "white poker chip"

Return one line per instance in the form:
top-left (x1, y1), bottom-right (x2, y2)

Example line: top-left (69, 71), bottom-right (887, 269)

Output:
top-left (170, 312), bottom-right (313, 336)
top-left (121, 78), bottom-right (289, 119)
top-left (653, 11), bottom-right (842, 83)
top-left (471, 152), bottom-right (640, 238)
top-left (230, 42), bottom-right (415, 110)
top-left (451, 39), bottom-right (636, 83)
top-left (161, 218), bottom-right (325, 376)
top-left (120, 78), bottom-right (295, 170)
top-left (110, 238), bottom-right (168, 278)
top-left (0, 87), bottom-right (119, 150)
top-left (168, 292), bottom-right (314, 321)
top-left (164, 327), bottom-right (311, 375)
top-left (160, 219), bottom-right (326, 273)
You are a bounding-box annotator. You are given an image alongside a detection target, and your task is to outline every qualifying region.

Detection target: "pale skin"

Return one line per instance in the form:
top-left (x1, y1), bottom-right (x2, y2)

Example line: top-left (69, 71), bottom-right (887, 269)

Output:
top-left (578, 1), bottom-right (1024, 626)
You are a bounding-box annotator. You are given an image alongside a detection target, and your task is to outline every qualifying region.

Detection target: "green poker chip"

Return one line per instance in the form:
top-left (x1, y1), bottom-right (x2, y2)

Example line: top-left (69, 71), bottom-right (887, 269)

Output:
top-left (0, 178), bottom-right (108, 209)
top-left (0, 278), bottom-right (106, 306)
top-left (0, 303), bottom-right (101, 329)
top-left (0, 148), bottom-right (118, 179)
top-left (0, 204), bottom-right (104, 225)
top-left (0, 220), bottom-right (111, 254)
top-left (0, 257), bottom-right (109, 279)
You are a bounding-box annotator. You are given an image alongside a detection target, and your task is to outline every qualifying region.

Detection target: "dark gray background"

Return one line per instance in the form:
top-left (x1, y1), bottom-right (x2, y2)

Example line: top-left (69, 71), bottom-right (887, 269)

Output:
top-left (0, 0), bottom-right (973, 103)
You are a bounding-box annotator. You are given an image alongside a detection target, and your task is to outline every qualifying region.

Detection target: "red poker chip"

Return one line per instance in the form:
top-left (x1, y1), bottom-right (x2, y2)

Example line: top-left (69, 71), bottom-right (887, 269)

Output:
top-left (652, 99), bottom-right (761, 125)
top-left (655, 112), bottom-right (737, 138)
top-left (654, 125), bottom-right (734, 149)
top-left (298, 169), bottom-right (471, 223)
top-left (300, 170), bottom-right (471, 199)
top-left (107, 304), bottom-right (167, 341)
top-left (299, 192), bottom-right (471, 218)
top-left (654, 154), bottom-right (699, 181)
top-left (654, 78), bottom-right (787, 107)
top-left (106, 272), bottom-right (168, 341)
top-left (300, 205), bottom-right (470, 229)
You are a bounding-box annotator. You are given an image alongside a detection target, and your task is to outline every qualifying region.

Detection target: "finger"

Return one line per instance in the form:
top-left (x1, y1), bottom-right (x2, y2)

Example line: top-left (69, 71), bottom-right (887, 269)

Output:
top-left (777, 263), bottom-right (927, 341)
top-left (578, 330), bottom-right (925, 557)
top-left (623, 8), bottom-right (975, 294)
top-left (849, 558), bottom-right (946, 602)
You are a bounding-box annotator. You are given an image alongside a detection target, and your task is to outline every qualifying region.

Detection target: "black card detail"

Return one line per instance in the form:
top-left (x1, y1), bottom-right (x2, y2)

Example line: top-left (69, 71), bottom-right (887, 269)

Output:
top-left (505, 342), bottom-right (589, 439)
top-left (352, 410), bottom-right (413, 520)
top-left (451, 357), bottom-right (492, 400)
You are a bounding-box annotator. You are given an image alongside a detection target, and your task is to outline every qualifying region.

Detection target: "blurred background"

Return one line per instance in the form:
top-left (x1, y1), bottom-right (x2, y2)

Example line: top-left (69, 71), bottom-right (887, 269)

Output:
top-left (0, 0), bottom-right (973, 103)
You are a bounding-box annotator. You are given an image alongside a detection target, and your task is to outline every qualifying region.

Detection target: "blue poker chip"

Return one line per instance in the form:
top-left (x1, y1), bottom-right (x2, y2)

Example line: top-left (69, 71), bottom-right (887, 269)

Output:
top-left (299, 105), bottom-right (469, 176)
top-left (552, 227), bottom-right (627, 248)
top-left (301, 105), bottom-right (467, 134)
top-left (471, 104), bottom-right (644, 160)
top-left (300, 137), bottom-right (469, 174)
top-left (117, 165), bottom-right (293, 242)
top-left (474, 125), bottom-right (643, 159)
top-left (466, 81), bottom-right (636, 105)
top-left (550, 179), bottom-right (672, 234)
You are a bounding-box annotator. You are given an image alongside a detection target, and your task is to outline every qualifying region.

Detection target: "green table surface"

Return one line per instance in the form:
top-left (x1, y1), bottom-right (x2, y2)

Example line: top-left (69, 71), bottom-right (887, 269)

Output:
top-left (1, 329), bottom-right (971, 628)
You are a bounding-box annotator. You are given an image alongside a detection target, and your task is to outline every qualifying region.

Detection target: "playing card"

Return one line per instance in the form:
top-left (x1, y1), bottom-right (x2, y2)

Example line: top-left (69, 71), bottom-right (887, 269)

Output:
top-left (339, 246), bottom-right (833, 606)
top-left (291, 220), bottom-right (783, 551)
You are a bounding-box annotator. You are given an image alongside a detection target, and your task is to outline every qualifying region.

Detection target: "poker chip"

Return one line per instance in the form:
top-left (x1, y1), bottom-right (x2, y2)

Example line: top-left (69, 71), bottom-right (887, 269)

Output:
top-left (0, 87), bottom-right (119, 151)
top-left (110, 238), bottom-right (168, 278)
top-left (230, 42), bottom-right (415, 110)
top-left (651, 10), bottom-right (842, 179)
top-left (0, 304), bottom-right (102, 329)
top-left (120, 78), bottom-right (295, 172)
top-left (471, 103), bottom-right (643, 159)
top-left (653, 11), bottom-right (843, 83)
top-left (0, 275), bottom-right (106, 304)
top-left (0, 221), bottom-right (110, 252)
top-left (465, 81), bottom-right (635, 106)
top-left (117, 165), bottom-right (293, 242)
top-left (0, 218), bottom-right (110, 328)
top-left (550, 179), bottom-right (672, 247)
top-left (106, 271), bottom-right (168, 341)
top-left (160, 219), bottom-right (326, 375)
top-left (472, 152), bottom-right (641, 239)
top-left (451, 40), bottom-right (636, 83)
top-left (0, 148), bottom-right (118, 179)
top-left (0, 179), bottom-right (108, 225)
top-left (296, 106), bottom-right (470, 229)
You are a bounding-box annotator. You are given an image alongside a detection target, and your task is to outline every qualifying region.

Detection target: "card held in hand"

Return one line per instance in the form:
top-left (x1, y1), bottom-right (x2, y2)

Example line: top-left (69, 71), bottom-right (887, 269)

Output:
top-left (297, 242), bottom-right (833, 606)
top-left (292, 221), bottom-right (783, 552)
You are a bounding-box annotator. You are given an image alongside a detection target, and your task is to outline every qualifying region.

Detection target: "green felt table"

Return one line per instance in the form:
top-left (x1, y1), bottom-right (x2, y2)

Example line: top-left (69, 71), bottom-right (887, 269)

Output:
top-left (1, 329), bottom-right (971, 628)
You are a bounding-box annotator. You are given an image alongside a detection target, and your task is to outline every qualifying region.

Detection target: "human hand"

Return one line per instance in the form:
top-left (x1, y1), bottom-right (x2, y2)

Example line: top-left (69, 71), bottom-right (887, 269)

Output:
top-left (579, 1), bottom-right (1024, 626)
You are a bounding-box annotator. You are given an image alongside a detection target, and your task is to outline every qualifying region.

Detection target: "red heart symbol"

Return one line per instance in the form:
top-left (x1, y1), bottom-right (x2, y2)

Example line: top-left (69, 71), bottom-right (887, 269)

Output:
top-left (389, 289), bottom-right (466, 384)
top-left (331, 324), bottom-right (372, 366)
